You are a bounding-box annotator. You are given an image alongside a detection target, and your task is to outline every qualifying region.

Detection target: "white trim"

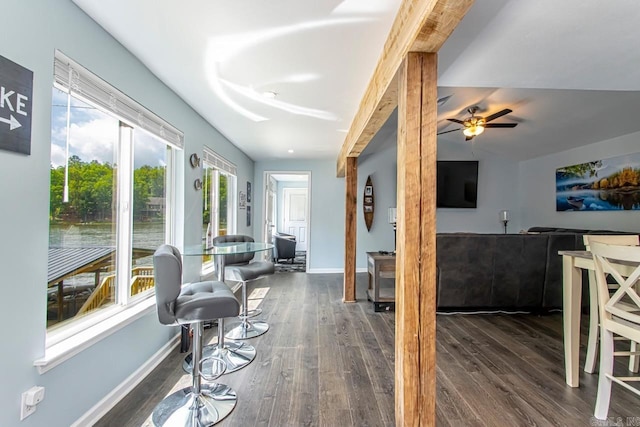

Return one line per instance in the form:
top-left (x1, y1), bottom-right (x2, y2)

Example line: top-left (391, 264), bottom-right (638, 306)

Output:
top-left (202, 146), bottom-right (237, 176)
top-left (54, 50), bottom-right (184, 149)
top-left (35, 297), bottom-right (156, 373)
top-left (71, 333), bottom-right (181, 427)
top-left (307, 268), bottom-right (368, 274)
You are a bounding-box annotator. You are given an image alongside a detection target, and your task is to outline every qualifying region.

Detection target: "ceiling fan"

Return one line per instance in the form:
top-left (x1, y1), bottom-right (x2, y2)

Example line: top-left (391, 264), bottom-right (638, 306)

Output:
top-left (438, 106), bottom-right (518, 141)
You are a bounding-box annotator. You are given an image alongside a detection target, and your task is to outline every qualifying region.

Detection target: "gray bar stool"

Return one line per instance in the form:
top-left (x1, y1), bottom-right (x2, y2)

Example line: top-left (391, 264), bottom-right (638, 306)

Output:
top-left (214, 234), bottom-right (274, 340)
top-left (152, 244), bottom-right (240, 426)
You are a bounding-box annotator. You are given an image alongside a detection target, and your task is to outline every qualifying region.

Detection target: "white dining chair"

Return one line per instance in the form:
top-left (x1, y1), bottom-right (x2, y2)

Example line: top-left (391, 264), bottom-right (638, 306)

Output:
top-left (590, 241), bottom-right (640, 420)
top-left (583, 235), bottom-right (640, 374)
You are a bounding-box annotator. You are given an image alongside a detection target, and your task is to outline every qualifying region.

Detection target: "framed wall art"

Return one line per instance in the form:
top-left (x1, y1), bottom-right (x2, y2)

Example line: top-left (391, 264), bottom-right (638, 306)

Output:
top-left (556, 153), bottom-right (640, 211)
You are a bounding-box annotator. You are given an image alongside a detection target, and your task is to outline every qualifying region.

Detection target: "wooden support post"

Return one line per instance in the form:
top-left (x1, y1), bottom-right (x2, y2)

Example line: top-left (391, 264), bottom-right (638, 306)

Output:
top-left (395, 52), bottom-right (438, 426)
top-left (344, 156), bottom-right (357, 302)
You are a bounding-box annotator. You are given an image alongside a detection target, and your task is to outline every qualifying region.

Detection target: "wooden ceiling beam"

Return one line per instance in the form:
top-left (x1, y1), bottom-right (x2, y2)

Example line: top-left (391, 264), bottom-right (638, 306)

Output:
top-left (336, 0), bottom-right (474, 177)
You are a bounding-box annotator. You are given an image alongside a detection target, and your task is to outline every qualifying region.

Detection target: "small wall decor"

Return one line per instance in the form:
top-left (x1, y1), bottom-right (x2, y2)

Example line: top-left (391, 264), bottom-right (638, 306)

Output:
top-left (247, 181), bottom-right (252, 202)
top-left (556, 152), bottom-right (640, 211)
top-left (363, 175), bottom-right (374, 231)
top-left (247, 205), bottom-right (251, 227)
top-left (193, 178), bottom-right (203, 191)
top-left (189, 153), bottom-right (201, 168)
top-left (239, 191), bottom-right (247, 209)
top-left (0, 54), bottom-right (33, 155)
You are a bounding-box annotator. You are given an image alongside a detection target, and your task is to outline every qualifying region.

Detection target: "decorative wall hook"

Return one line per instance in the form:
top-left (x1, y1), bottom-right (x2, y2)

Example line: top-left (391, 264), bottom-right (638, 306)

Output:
top-left (194, 178), bottom-right (203, 191)
top-left (189, 153), bottom-right (201, 168)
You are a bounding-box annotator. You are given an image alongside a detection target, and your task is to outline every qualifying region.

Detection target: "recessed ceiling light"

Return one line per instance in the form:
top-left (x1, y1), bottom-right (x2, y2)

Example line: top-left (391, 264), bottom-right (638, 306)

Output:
top-left (288, 149), bottom-right (294, 153)
top-left (262, 91), bottom-right (278, 99)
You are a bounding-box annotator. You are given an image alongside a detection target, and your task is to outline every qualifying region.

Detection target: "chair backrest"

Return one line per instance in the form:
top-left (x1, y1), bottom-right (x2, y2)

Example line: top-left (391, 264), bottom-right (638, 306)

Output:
top-left (590, 241), bottom-right (640, 331)
top-left (583, 234), bottom-right (639, 250)
top-left (153, 244), bottom-right (183, 325)
top-left (212, 234), bottom-right (255, 265)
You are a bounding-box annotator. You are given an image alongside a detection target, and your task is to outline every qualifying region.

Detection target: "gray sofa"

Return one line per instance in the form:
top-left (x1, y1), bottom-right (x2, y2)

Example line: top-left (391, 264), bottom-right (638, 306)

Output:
top-left (436, 227), bottom-right (634, 311)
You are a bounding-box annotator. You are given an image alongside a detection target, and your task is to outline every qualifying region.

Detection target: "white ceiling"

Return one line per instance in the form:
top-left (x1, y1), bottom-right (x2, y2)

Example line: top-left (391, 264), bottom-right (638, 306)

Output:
top-left (72, 0), bottom-right (640, 162)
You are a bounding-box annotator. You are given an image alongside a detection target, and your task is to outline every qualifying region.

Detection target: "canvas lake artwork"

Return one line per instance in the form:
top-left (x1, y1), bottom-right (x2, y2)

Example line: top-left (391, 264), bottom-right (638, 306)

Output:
top-left (556, 153), bottom-right (640, 211)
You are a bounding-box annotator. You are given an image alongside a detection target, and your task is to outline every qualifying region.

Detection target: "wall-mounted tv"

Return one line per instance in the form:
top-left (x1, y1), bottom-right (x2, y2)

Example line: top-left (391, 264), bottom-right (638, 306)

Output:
top-left (436, 160), bottom-right (478, 208)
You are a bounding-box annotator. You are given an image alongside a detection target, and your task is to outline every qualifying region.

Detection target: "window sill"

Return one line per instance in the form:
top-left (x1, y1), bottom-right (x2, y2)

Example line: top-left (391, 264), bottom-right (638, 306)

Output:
top-left (34, 297), bottom-right (156, 374)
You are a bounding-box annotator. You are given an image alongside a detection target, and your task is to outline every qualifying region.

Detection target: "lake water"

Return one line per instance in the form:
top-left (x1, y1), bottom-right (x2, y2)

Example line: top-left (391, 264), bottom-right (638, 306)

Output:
top-left (49, 222), bottom-right (165, 250)
top-left (556, 189), bottom-right (640, 211)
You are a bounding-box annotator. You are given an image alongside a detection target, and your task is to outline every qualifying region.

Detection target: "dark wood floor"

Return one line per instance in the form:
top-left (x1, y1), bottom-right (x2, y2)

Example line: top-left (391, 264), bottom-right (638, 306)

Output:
top-left (96, 273), bottom-right (639, 426)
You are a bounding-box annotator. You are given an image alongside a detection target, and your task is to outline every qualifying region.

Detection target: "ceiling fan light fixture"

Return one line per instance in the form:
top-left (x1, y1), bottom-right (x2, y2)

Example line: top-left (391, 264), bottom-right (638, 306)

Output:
top-left (463, 124), bottom-right (485, 137)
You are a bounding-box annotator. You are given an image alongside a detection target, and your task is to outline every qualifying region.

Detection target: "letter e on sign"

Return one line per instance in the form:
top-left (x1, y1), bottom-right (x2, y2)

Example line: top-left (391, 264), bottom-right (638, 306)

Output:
top-left (0, 54), bottom-right (33, 155)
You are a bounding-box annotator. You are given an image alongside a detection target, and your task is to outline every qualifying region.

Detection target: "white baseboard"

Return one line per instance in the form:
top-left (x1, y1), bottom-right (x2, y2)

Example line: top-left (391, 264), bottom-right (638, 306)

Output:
top-left (71, 333), bottom-right (181, 427)
top-left (307, 268), bottom-right (367, 274)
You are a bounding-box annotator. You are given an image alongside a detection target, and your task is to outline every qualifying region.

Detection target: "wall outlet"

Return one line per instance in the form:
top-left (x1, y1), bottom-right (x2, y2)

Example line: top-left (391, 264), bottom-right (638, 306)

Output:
top-left (20, 386), bottom-right (45, 420)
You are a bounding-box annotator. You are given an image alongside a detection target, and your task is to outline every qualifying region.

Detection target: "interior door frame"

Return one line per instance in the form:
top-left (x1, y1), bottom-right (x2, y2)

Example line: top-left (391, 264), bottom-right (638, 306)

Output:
top-left (263, 170), bottom-right (311, 271)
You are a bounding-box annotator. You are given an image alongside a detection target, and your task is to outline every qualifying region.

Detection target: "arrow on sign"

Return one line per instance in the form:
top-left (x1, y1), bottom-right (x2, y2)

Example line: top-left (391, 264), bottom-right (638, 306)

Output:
top-left (0, 114), bottom-right (22, 130)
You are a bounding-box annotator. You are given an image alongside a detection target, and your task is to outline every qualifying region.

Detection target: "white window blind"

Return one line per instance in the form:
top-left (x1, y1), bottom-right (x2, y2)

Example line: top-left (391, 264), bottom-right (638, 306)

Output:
top-left (53, 50), bottom-right (184, 149)
top-left (203, 147), bottom-right (237, 176)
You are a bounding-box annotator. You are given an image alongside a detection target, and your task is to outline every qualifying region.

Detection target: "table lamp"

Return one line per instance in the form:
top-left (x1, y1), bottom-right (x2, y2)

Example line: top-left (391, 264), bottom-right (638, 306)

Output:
top-left (388, 207), bottom-right (397, 252)
top-left (499, 210), bottom-right (510, 234)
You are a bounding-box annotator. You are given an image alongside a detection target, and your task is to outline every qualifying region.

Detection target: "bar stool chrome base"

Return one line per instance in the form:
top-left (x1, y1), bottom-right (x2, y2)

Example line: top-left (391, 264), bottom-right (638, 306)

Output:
top-left (243, 308), bottom-right (262, 319)
top-left (225, 319), bottom-right (269, 340)
top-left (184, 341), bottom-right (256, 376)
top-left (152, 383), bottom-right (236, 426)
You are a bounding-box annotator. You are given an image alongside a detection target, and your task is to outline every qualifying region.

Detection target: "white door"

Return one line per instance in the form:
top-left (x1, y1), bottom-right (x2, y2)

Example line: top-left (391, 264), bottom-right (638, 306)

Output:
top-left (283, 188), bottom-right (308, 251)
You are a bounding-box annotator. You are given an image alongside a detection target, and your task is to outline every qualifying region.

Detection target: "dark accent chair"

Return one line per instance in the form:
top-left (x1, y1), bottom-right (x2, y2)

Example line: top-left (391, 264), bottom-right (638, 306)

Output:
top-left (273, 233), bottom-right (297, 263)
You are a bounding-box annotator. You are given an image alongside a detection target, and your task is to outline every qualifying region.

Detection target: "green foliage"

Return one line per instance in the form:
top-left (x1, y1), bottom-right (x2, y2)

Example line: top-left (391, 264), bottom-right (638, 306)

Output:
top-left (50, 156), bottom-right (165, 223)
top-left (557, 160), bottom-right (602, 178)
top-left (201, 169), bottom-right (228, 229)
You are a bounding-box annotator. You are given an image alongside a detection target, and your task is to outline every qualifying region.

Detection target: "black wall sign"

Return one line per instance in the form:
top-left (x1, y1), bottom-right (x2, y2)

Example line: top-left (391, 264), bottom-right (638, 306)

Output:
top-left (0, 54), bottom-right (33, 155)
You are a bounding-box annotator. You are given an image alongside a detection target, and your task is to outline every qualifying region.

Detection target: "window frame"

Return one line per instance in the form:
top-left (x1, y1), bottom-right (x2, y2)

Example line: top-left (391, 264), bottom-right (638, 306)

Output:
top-left (44, 53), bottom-right (181, 353)
top-left (201, 147), bottom-right (237, 273)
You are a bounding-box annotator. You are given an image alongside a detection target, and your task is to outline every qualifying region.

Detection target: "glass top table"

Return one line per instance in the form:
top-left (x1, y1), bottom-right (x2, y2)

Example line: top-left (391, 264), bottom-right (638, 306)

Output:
top-left (183, 242), bottom-right (274, 282)
top-left (183, 242), bottom-right (273, 257)
top-left (179, 241), bottom-right (274, 373)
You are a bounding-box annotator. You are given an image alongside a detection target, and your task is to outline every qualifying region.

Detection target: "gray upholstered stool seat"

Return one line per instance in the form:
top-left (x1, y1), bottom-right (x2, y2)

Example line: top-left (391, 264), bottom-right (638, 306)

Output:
top-left (174, 281), bottom-right (239, 321)
top-left (226, 261), bottom-right (275, 282)
top-left (152, 244), bottom-right (240, 427)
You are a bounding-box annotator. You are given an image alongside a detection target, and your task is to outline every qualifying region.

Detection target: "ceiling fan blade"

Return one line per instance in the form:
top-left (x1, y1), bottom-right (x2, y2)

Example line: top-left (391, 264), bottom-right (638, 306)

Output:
top-left (437, 128), bottom-right (462, 135)
top-left (484, 123), bottom-right (518, 128)
top-left (484, 108), bottom-right (513, 122)
top-left (437, 94), bottom-right (453, 106)
top-left (447, 118), bottom-right (465, 124)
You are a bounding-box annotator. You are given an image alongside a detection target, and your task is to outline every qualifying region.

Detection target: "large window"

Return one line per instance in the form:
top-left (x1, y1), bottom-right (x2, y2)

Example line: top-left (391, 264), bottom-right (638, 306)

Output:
top-left (202, 147), bottom-right (236, 248)
top-left (48, 52), bottom-right (181, 331)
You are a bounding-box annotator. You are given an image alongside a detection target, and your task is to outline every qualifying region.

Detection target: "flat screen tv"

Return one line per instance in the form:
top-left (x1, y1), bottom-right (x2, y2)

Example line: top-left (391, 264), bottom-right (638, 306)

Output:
top-left (436, 161), bottom-right (478, 208)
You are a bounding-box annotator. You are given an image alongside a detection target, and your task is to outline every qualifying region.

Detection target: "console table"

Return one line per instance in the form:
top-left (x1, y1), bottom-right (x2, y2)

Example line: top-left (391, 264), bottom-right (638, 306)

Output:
top-left (366, 251), bottom-right (396, 312)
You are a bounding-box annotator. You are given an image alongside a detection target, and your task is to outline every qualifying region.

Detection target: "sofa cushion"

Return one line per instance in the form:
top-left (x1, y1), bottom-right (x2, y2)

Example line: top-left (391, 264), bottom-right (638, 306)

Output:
top-left (436, 235), bottom-right (495, 308)
top-left (492, 234), bottom-right (548, 308)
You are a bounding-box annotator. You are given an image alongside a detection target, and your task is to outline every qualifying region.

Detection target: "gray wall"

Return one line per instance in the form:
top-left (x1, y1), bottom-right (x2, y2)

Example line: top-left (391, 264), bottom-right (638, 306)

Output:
top-left (254, 160), bottom-right (345, 271)
top-left (357, 144), bottom-right (398, 267)
top-left (255, 151), bottom-right (399, 272)
top-left (251, 135), bottom-right (521, 271)
top-left (519, 130), bottom-right (640, 232)
top-left (0, 1), bottom-right (252, 426)
top-left (437, 139), bottom-right (522, 233)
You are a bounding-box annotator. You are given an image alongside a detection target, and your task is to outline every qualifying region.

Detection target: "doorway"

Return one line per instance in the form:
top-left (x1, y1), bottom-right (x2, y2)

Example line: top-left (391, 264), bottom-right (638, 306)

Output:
top-left (263, 171), bottom-right (311, 271)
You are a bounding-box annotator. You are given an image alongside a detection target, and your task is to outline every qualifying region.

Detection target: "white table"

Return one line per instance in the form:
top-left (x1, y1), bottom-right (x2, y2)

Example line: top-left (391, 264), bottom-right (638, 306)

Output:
top-left (560, 250), bottom-right (638, 387)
